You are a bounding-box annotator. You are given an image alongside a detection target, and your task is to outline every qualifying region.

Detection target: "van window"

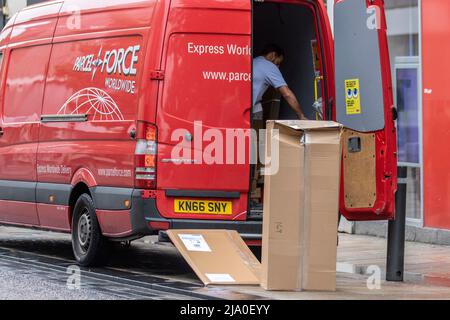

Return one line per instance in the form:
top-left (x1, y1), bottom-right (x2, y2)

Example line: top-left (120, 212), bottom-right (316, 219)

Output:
top-left (3, 45), bottom-right (52, 123)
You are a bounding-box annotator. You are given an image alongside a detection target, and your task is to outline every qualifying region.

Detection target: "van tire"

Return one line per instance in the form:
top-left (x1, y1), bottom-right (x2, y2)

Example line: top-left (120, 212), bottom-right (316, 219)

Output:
top-left (71, 194), bottom-right (109, 267)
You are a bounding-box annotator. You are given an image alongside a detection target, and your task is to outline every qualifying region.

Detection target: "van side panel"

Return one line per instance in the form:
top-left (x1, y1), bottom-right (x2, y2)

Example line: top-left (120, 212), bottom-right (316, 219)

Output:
top-left (37, 204), bottom-right (71, 231)
top-left (36, 0), bottom-right (159, 232)
top-left (1, 0), bottom-right (262, 239)
top-left (0, 45), bottom-right (52, 226)
top-left (37, 33), bottom-right (148, 229)
top-left (0, 1), bottom-right (61, 227)
top-left (0, 201), bottom-right (38, 227)
top-left (38, 36), bottom-right (145, 186)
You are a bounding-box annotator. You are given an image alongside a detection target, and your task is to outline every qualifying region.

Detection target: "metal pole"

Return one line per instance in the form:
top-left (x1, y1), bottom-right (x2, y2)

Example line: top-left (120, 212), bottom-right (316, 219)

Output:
top-left (386, 166), bottom-right (407, 282)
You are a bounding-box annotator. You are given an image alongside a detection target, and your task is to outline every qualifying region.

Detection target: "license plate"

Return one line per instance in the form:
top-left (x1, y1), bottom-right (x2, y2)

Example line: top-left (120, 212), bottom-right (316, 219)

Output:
top-left (174, 199), bottom-right (232, 215)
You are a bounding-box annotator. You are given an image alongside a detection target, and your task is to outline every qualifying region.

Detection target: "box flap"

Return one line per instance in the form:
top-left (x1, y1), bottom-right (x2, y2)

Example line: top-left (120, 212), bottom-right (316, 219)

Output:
top-left (167, 230), bottom-right (261, 286)
top-left (262, 120), bottom-right (342, 292)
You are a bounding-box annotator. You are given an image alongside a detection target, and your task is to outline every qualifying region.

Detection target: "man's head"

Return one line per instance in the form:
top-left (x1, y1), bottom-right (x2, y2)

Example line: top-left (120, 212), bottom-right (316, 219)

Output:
top-left (262, 44), bottom-right (285, 67)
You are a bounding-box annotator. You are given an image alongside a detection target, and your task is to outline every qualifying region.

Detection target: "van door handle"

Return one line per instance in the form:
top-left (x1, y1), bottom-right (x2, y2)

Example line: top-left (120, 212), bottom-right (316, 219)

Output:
top-left (0, 128), bottom-right (4, 137)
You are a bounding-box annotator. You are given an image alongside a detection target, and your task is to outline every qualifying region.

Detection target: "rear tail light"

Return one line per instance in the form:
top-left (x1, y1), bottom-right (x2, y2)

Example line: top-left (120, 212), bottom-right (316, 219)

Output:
top-left (135, 122), bottom-right (158, 189)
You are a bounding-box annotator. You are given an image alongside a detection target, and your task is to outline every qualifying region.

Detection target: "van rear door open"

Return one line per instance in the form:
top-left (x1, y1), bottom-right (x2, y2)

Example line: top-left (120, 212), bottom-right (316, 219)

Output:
top-left (334, 0), bottom-right (397, 221)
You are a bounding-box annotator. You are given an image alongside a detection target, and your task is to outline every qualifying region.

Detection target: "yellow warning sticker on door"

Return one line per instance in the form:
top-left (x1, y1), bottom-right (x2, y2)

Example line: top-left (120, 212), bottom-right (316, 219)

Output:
top-left (345, 79), bottom-right (362, 115)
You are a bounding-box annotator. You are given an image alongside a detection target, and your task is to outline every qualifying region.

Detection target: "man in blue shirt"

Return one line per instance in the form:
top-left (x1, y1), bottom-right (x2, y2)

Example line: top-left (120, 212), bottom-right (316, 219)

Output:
top-left (253, 44), bottom-right (306, 120)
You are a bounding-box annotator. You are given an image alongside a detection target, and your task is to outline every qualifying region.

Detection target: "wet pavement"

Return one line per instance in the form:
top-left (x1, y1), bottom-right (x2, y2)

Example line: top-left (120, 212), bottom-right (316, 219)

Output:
top-left (1, 225), bottom-right (450, 300)
top-left (337, 233), bottom-right (450, 287)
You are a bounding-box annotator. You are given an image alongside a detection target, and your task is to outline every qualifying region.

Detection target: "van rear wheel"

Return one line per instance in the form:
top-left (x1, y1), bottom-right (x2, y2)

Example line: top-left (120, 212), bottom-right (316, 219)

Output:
top-left (72, 194), bottom-right (109, 267)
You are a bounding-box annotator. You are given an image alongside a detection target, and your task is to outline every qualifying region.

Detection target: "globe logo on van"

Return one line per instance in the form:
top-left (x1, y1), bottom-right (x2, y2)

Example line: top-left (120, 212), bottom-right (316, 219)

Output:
top-left (58, 87), bottom-right (124, 121)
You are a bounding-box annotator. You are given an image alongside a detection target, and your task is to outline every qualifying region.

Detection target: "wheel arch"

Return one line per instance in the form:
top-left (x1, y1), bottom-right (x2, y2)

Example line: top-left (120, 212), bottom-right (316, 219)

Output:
top-left (68, 168), bottom-right (98, 227)
top-left (68, 182), bottom-right (92, 227)
top-left (71, 168), bottom-right (97, 188)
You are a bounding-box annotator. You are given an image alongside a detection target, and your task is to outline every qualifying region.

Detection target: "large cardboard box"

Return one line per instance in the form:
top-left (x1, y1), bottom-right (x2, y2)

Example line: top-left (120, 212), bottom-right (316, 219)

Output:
top-left (261, 120), bottom-right (343, 291)
top-left (167, 230), bottom-right (261, 286)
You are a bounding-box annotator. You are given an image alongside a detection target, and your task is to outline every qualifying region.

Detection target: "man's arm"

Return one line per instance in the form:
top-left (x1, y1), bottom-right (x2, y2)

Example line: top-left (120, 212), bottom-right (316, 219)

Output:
top-left (278, 86), bottom-right (307, 120)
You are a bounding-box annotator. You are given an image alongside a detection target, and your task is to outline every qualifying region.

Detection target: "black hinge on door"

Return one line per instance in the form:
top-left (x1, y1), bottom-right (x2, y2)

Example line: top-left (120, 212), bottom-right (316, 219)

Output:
top-left (150, 70), bottom-right (165, 80)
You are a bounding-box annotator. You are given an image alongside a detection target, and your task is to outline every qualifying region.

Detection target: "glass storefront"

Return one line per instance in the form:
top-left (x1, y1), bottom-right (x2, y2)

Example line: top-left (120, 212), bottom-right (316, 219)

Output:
top-left (397, 67), bottom-right (419, 165)
top-left (396, 66), bottom-right (420, 165)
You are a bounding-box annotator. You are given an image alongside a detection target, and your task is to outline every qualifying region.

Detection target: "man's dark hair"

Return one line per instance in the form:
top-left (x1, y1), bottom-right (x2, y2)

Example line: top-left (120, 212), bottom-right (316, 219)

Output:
top-left (261, 44), bottom-right (285, 57)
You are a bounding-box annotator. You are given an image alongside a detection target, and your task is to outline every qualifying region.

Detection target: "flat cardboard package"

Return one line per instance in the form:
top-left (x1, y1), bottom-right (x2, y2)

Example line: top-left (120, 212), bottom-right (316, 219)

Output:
top-left (262, 120), bottom-right (343, 291)
top-left (167, 229), bottom-right (261, 286)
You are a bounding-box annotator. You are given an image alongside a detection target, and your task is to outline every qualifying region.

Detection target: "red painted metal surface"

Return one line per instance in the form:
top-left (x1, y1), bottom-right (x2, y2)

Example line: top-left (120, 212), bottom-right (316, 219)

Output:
top-left (422, 0), bottom-right (450, 229)
top-left (0, 0), bottom-right (397, 236)
top-left (9, 1), bottom-right (62, 46)
top-left (335, 0), bottom-right (397, 221)
top-left (96, 209), bottom-right (133, 238)
top-left (37, 204), bottom-right (71, 231)
top-left (0, 0), bottom-right (158, 232)
top-left (0, 200), bottom-right (39, 226)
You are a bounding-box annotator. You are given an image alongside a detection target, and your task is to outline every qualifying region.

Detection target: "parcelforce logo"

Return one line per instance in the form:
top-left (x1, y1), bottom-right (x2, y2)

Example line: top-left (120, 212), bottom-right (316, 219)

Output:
top-left (73, 45), bottom-right (141, 80)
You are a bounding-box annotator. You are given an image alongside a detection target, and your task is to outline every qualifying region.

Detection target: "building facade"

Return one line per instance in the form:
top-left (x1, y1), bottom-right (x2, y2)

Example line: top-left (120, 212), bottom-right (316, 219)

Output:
top-left (328, 0), bottom-right (450, 244)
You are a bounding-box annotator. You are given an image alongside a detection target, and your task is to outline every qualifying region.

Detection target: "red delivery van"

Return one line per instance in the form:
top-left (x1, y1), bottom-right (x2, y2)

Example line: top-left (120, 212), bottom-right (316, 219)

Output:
top-left (0, 0), bottom-right (397, 266)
